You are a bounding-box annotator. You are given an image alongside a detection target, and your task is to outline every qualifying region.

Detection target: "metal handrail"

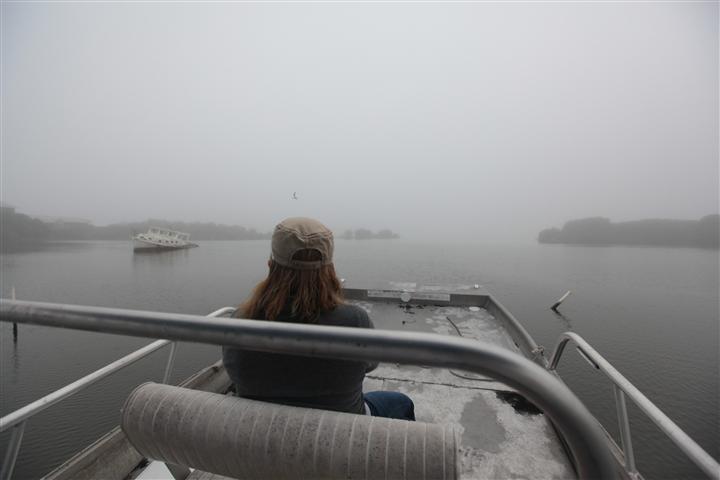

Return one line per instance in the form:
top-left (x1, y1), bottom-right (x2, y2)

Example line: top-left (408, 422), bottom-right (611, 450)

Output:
top-left (549, 331), bottom-right (720, 479)
top-left (1, 299), bottom-right (618, 479)
top-left (0, 305), bottom-right (235, 480)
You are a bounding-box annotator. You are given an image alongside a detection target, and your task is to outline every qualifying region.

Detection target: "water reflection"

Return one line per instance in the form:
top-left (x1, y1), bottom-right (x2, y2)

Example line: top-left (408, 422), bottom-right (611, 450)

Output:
top-left (1, 241), bottom-right (98, 254)
top-left (132, 248), bottom-right (191, 267)
top-left (551, 309), bottom-right (574, 330)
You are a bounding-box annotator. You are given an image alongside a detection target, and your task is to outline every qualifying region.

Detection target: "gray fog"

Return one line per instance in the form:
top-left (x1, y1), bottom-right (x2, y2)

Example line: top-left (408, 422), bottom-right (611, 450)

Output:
top-left (2, 2), bottom-right (717, 242)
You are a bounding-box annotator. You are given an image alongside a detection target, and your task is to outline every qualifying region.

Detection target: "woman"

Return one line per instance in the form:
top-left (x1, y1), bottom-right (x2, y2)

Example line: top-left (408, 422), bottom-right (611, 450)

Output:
top-left (222, 217), bottom-right (415, 420)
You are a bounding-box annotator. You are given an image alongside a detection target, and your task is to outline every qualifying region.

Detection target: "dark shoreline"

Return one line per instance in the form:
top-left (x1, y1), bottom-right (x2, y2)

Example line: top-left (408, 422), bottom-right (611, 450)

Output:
top-left (538, 215), bottom-right (719, 249)
top-left (1, 207), bottom-right (400, 248)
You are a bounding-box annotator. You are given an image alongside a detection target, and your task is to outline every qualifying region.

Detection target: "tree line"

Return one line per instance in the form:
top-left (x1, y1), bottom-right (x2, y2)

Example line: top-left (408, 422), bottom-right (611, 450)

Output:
top-left (0, 210), bottom-right (272, 250)
top-left (538, 215), bottom-right (719, 248)
top-left (339, 228), bottom-right (400, 240)
top-left (1, 208), bottom-right (400, 251)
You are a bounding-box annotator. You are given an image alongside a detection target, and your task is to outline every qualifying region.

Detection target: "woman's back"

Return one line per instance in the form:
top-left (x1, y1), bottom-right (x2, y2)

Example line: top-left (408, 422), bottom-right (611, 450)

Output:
top-left (223, 303), bottom-right (374, 414)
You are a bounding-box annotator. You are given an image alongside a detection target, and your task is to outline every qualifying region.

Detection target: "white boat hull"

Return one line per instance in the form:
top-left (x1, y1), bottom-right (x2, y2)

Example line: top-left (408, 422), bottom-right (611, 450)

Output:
top-left (132, 237), bottom-right (197, 250)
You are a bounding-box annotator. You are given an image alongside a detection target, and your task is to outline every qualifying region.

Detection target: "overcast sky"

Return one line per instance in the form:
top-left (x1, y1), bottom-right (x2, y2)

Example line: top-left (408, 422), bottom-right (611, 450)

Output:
top-left (1, 2), bottom-right (717, 241)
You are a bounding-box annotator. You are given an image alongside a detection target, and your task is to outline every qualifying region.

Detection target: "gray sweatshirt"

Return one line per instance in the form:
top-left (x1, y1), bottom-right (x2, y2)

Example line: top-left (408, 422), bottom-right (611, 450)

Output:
top-left (222, 303), bottom-right (376, 414)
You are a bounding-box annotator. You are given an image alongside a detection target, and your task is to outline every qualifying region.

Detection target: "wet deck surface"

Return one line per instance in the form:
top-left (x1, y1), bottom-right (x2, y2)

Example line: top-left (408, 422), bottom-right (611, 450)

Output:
top-left (353, 299), bottom-right (575, 480)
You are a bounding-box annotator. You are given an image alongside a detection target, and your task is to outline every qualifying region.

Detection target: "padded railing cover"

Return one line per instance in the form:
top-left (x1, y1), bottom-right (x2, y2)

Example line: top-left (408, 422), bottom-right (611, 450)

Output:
top-left (121, 383), bottom-right (457, 480)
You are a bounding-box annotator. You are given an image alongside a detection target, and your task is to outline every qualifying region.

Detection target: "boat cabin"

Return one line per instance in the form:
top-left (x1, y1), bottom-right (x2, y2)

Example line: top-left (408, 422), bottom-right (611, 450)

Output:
top-left (148, 228), bottom-right (191, 242)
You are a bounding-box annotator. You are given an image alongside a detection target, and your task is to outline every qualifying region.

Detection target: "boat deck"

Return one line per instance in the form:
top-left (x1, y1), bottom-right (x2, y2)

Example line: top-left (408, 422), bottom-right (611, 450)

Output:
top-left (7, 292), bottom-right (715, 480)
top-left (353, 299), bottom-right (574, 479)
top-left (133, 292), bottom-right (575, 480)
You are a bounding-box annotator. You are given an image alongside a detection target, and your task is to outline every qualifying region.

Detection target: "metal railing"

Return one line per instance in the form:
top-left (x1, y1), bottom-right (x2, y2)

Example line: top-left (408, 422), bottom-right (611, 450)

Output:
top-left (0, 299), bottom-right (621, 479)
top-left (0, 306), bottom-right (236, 480)
top-left (549, 332), bottom-right (720, 479)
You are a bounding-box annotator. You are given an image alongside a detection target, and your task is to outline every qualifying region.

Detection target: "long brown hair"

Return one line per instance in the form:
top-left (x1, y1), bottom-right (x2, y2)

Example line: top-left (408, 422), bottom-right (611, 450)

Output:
top-left (238, 249), bottom-right (343, 322)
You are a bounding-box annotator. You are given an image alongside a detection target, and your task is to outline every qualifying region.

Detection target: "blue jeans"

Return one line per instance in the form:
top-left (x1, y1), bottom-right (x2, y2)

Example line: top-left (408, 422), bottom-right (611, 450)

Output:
top-left (363, 391), bottom-right (415, 421)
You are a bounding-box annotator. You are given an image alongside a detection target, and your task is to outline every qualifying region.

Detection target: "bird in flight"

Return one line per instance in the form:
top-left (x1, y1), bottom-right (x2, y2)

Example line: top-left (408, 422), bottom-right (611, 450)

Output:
top-left (292, 192), bottom-right (299, 200)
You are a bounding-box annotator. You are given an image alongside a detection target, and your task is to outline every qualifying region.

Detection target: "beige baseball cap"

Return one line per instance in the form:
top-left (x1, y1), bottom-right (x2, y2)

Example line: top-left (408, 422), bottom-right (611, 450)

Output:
top-left (271, 217), bottom-right (334, 269)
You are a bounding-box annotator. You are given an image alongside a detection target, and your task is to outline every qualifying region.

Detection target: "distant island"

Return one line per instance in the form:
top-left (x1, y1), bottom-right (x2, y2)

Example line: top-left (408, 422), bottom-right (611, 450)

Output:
top-left (538, 215), bottom-right (719, 248)
top-left (339, 228), bottom-right (400, 240)
top-left (0, 204), bottom-right (400, 251)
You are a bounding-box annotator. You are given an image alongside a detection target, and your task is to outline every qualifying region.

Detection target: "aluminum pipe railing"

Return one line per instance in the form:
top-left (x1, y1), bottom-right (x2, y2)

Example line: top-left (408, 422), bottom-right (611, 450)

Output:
top-left (549, 331), bottom-right (719, 479)
top-left (0, 305), bottom-right (235, 480)
top-left (1, 299), bottom-right (618, 479)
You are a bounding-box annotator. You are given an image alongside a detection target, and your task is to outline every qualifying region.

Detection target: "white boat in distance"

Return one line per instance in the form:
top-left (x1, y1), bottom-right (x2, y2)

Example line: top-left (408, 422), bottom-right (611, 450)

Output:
top-left (132, 227), bottom-right (198, 250)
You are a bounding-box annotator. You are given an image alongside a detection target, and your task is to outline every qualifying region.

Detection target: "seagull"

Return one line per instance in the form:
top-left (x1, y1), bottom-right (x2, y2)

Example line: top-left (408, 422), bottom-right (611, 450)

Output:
top-left (292, 192), bottom-right (299, 200)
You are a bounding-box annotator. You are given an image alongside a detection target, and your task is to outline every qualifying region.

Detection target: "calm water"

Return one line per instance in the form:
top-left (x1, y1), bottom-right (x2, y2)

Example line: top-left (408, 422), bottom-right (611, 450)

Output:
top-left (1, 240), bottom-right (718, 479)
